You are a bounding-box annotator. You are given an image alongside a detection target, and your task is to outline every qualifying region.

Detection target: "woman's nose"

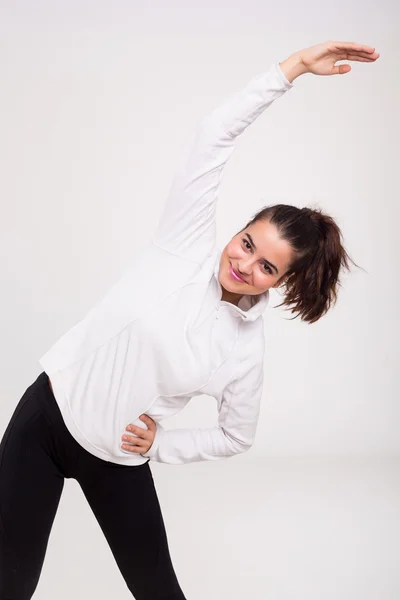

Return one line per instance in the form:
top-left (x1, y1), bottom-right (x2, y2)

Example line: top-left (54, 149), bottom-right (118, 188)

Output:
top-left (237, 262), bottom-right (252, 275)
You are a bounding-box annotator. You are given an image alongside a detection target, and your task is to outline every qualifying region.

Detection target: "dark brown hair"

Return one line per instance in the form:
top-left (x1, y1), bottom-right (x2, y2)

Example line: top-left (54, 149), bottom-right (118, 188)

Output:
top-left (240, 204), bottom-right (363, 324)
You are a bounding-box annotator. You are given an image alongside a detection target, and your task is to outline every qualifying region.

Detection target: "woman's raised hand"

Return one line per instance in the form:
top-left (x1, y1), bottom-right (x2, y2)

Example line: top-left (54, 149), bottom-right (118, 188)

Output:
top-left (296, 40), bottom-right (380, 76)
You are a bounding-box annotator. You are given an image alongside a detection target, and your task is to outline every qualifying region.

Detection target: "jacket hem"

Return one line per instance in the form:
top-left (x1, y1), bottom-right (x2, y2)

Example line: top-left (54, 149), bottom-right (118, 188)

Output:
top-left (41, 366), bottom-right (149, 466)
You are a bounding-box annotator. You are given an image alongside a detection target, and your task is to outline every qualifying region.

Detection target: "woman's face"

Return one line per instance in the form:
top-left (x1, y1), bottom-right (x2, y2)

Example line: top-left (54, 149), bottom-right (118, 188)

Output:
top-left (218, 219), bottom-right (294, 305)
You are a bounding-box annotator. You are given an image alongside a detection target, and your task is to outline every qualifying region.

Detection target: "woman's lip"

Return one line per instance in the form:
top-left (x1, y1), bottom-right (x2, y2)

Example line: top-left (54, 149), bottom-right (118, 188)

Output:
top-left (229, 264), bottom-right (247, 283)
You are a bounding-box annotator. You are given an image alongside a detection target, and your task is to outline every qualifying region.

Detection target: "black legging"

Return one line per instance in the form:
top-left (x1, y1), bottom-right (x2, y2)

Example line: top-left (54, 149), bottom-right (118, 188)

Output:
top-left (0, 371), bottom-right (186, 599)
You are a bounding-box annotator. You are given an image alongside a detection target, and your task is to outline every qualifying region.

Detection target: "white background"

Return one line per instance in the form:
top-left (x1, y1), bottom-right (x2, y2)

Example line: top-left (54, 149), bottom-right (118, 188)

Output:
top-left (0, 1), bottom-right (398, 599)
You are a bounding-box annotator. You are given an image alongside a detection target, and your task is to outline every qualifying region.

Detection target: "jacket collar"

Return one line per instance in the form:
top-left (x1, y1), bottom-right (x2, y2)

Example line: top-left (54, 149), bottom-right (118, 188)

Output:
top-left (212, 248), bottom-right (269, 322)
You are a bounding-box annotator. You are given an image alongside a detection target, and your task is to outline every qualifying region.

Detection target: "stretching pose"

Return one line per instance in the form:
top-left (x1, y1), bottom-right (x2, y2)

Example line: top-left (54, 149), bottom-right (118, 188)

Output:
top-left (0, 40), bottom-right (379, 599)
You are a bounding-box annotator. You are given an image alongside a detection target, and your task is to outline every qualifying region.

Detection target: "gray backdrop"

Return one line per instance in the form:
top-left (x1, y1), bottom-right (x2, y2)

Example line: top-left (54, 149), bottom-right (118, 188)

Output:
top-left (0, 1), bottom-right (398, 599)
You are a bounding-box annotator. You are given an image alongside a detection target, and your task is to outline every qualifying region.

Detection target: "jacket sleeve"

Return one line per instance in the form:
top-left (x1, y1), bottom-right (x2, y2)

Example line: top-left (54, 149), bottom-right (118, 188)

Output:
top-left (152, 62), bottom-right (294, 266)
top-left (141, 342), bottom-right (265, 465)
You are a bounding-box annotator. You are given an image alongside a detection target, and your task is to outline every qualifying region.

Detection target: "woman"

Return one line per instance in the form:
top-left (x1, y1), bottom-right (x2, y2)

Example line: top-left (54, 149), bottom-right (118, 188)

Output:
top-left (0, 40), bottom-right (379, 599)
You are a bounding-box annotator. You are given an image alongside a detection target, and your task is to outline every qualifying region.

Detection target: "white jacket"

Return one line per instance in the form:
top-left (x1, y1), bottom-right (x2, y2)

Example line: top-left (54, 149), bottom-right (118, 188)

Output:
top-left (39, 62), bottom-right (294, 465)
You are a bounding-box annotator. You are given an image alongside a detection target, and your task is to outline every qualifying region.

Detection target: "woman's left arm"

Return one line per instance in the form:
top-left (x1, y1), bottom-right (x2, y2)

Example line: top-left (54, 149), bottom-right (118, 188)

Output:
top-left (140, 358), bottom-right (264, 465)
top-left (121, 334), bottom-right (266, 465)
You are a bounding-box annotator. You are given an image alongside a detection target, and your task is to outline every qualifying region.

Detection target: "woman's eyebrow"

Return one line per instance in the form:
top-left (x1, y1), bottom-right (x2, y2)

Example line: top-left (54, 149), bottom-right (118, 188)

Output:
top-left (245, 233), bottom-right (279, 274)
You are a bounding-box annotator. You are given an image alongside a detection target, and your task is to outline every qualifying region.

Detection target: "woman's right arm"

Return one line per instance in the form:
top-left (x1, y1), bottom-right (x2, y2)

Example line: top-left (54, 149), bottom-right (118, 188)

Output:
top-left (151, 61), bottom-right (296, 267)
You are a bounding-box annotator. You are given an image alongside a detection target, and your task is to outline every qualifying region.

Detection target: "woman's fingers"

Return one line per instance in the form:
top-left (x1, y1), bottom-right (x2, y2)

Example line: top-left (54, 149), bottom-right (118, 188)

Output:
top-left (332, 42), bottom-right (376, 53)
top-left (122, 445), bottom-right (143, 452)
top-left (122, 435), bottom-right (147, 452)
top-left (344, 51), bottom-right (379, 59)
top-left (344, 52), bottom-right (379, 59)
top-left (121, 423), bottom-right (154, 452)
top-left (331, 42), bottom-right (380, 61)
top-left (336, 52), bottom-right (379, 62)
top-left (121, 420), bottom-right (156, 453)
top-left (344, 54), bottom-right (379, 62)
top-left (123, 430), bottom-right (148, 443)
top-left (122, 434), bottom-right (144, 443)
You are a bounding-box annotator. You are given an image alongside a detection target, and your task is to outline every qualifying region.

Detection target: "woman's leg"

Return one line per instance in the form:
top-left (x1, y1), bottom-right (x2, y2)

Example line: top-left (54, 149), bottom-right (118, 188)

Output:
top-left (0, 371), bottom-right (187, 599)
top-left (75, 453), bottom-right (187, 600)
top-left (0, 374), bottom-right (68, 599)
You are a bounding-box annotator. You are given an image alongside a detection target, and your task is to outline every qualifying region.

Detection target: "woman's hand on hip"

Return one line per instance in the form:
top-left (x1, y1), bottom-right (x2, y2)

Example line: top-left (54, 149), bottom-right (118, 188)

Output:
top-left (121, 415), bottom-right (157, 454)
top-left (283, 40), bottom-right (380, 80)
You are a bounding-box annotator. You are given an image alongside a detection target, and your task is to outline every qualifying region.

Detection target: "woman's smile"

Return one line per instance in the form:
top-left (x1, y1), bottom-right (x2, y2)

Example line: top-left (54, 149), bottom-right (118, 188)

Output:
top-left (229, 263), bottom-right (248, 284)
